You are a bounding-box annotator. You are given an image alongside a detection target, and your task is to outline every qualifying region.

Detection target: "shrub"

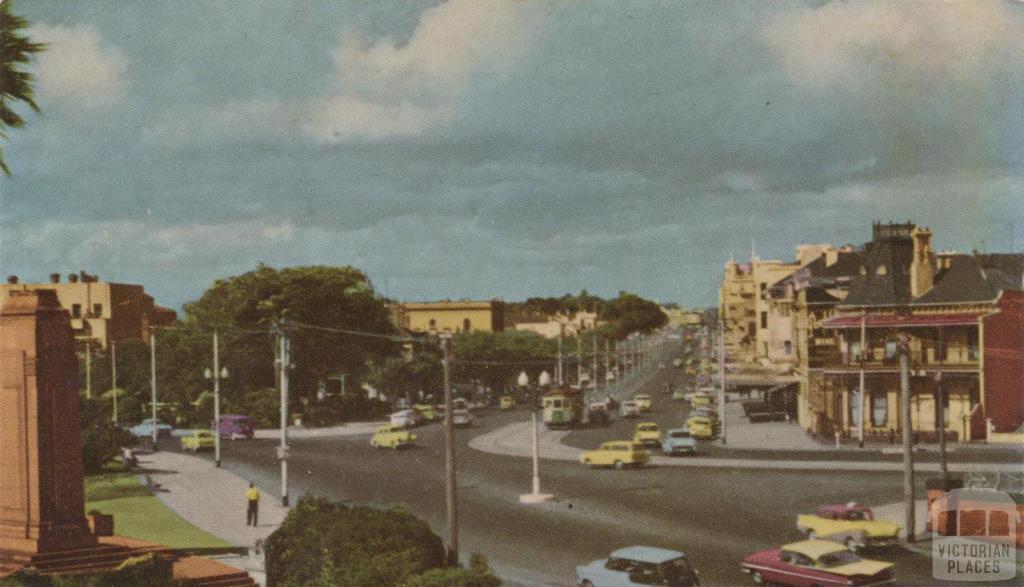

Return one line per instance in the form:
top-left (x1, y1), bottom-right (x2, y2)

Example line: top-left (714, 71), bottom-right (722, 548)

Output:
top-left (400, 555), bottom-right (501, 587)
top-left (80, 399), bottom-right (136, 475)
top-left (0, 553), bottom-right (173, 586)
top-left (265, 496), bottom-right (456, 587)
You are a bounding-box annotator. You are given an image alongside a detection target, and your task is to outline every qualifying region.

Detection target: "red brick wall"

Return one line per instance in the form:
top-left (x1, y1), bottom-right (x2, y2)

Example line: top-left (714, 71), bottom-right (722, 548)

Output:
top-left (983, 290), bottom-right (1024, 433)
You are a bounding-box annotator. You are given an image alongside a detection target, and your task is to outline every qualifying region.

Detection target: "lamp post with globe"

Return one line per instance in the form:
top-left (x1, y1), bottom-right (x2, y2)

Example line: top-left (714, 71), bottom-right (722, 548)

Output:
top-left (203, 330), bottom-right (229, 467)
top-left (519, 370), bottom-right (553, 504)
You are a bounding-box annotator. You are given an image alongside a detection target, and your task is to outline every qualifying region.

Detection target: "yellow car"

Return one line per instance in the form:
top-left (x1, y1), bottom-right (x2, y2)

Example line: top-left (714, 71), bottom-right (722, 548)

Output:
top-left (797, 503), bottom-right (901, 550)
top-left (633, 394), bottom-right (652, 411)
top-left (370, 425), bottom-right (417, 449)
top-left (413, 404), bottom-right (439, 421)
top-left (499, 396), bottom-right (517, 410)
top-left (633, 422), bottom-right (662, 447)
top-left (690, 393), bottom-right (712, 408)
top-left (687, 416), bottom-right (716, 440)
top-left (180, 430), bottom-right (216, 452)
top-left (580, 441), bottom-right (649, 470)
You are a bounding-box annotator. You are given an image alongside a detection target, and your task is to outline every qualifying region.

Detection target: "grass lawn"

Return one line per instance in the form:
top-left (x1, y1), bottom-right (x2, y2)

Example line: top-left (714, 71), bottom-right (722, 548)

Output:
top-left (85, 470), bottom-right (230, 549)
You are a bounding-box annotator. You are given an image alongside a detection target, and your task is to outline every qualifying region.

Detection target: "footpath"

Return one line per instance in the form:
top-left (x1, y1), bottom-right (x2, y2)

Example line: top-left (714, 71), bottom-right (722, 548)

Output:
top-left (137, 450), bottom-right (291, 586)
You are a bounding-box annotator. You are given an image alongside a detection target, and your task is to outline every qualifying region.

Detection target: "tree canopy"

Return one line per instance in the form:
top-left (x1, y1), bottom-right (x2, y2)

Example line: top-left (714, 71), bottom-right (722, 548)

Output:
top-left (0, 1), bottom-right (43, 175)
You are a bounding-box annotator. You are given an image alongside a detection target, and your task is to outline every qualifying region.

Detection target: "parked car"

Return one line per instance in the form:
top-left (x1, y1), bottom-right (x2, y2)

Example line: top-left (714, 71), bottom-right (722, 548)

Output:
top-left (689, 407), bottom-right (720, 431)
top-left (741, 539), bottom-right (894, 586)
top-left (576, 546), bottom-right (700, 586)
top-left (687, 416), bottom-right (716, 440)
top-left (662, 428), bottom-right (697, 455)
top-left (370, 425), bottom-right (417, 449)
top-left (580, 441), bottom-right (649, 470)
top-left (499, 396), bottom-right (517, 410)
top-left (633, 422), bottom-right (662, 447)
top-left (450, 409), bottom-right (474, 428)
top-left (413, 404), bottom-right (439, 421)
top-left (180, 430), bottom-right (215, 452)
top-left (588, 402), bottom-right (611, 426)
top-left (213, 414), bottom-right (254, 439)
top-left (129, 418), bottom-right (173, 438)
top-left (620, 400), bottom-right (640, 418)
top-left (390, 409), bottom-right (423, 428)
top-left (634, 394), bottom-right (653, 412)
top-left (797, 503), bottom-right (901, 551)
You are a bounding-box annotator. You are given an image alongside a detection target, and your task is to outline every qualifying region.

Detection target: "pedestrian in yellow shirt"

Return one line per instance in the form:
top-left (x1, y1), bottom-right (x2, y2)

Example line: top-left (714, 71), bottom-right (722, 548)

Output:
top-left (246, 482), bottom-right (260, 527)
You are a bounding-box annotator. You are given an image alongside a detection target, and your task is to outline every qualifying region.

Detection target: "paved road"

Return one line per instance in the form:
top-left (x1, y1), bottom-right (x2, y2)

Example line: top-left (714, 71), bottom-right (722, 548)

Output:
top-left (164, 334), bottom-right (1016, 586)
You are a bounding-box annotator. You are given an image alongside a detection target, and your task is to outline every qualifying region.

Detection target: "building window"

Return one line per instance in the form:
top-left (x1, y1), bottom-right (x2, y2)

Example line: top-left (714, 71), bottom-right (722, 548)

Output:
top-left (850, 341), bottom-right (862, 362)
top-left (71, 304), bottom-right (81, 318)
top-left (871, 391), bottom-right (888, 428)
top-left (850, 389), bottom-right (862, 429)
top-left (428, 319), bottom-right (436, 330)
top-left (463, 318), bottom-right (471, 331)
top-left (784, 340), bottom-right (792, 355)
top-left (885, 341), bottom-right (898, 360)
top-left (966, 329), bottom-right (979, 361)
top-left (760, 312), bottom-right (767, 330)
top-left (92, 303), bottom-right (103, 316)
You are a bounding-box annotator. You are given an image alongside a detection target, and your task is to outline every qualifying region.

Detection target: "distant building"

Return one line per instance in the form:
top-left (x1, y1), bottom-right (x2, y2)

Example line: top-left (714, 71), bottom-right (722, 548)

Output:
top-left (393, 300), bottom-right (504, 333)
top-left (662, 307), bottom-right (705, 327)
top-left (514, 310), bottom-right (600, 338)
top-left (0, 272), bottom-right (176, 349)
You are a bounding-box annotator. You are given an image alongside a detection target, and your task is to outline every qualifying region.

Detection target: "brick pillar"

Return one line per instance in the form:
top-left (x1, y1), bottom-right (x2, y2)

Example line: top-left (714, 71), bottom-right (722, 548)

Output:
top-left (0, 290), bottom-right (94, 555)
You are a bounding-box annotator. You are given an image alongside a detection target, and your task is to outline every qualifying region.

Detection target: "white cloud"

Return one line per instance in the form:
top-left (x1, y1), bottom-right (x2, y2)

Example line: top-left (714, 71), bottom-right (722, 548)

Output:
top-left (305, 0), bottom-right (536, 142)
top-left (762, 1), bottom-right (1021, 91)
top-left (29, 23), bottom-right (128, 107)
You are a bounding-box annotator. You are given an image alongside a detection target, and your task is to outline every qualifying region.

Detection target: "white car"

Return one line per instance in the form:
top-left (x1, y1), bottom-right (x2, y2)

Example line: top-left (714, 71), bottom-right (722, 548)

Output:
top-left (390, 409), bottom-right (423, 428)
top-left (620, 400), bottom-right (640, 418)
top-left (450, 409), bottom-right (474, 427)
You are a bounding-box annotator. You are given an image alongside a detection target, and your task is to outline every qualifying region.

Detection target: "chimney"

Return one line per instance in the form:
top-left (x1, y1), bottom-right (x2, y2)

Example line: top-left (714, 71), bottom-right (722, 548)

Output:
top-left (50, 273), bottom-right (61, 284)
top-left (68, 273), bottom-right (79, 283)
top-left (910, 226), bottom-right (935, 297)
top-left (6, 275), bottom-right (18, 284)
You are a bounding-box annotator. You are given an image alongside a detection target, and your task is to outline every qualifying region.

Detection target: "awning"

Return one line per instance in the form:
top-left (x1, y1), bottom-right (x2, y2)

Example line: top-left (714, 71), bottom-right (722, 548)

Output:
top-left (819, 312), bottom-right (987, 329)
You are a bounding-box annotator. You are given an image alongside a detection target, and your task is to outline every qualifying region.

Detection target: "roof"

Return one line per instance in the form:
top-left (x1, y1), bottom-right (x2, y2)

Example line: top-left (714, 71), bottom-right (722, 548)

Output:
top-left (841, 237), bottom-right (914, 307)
top-left (912, 254), bottom-right (1023, 305)
top-left (401, 301), bottom-right (498, 311)
top-left (610, 546), bottom-right (685, 564)
top-left (820, 311), bottom-right (988, 329)
top-left (781, 539), bottom-right (847, 559)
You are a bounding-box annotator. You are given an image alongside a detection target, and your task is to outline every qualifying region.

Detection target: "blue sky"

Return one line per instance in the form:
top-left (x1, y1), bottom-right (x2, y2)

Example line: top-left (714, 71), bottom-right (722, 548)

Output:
top-left (2, 1), bottom-right (1022, 310)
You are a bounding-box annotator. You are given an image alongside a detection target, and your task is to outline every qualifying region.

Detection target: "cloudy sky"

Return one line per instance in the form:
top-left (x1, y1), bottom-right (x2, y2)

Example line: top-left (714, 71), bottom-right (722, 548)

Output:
top-left (2, 1), bottom-right (1022, 310)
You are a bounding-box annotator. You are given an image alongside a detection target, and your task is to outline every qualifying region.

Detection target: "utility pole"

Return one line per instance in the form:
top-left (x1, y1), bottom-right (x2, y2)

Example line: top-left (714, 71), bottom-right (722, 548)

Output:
top-left (111, 340), bottom-right (118, 424)
top-left (277, 324), bottom-right (290, 507)
top-left (440, 333), bottom-right (458, 564)
top-left (899, 333), bottom-right (915, 543)
top-left (936, 372), bottom-right (948, 482)
top-left (592, 330), bottom-right (599, 398)
top-left (719, 319), bottom-right (726, 445)
top-left (85, 341), bottom-right (92, 399)
top-left (557, 329), bottom-right (564, 386)
top-left (604, 339), bottom-right (611, 395)
top-left (858, 313), bottom-right (866, 448)
top-left (576, 335), bottom-right (583, 385)
top-left (150, 328), bottom-right (159, 450)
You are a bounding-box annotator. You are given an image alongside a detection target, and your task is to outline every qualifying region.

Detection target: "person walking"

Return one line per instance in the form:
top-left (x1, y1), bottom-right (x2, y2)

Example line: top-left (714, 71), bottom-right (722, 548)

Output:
top-left (246, 482), bottom-right (260, 527)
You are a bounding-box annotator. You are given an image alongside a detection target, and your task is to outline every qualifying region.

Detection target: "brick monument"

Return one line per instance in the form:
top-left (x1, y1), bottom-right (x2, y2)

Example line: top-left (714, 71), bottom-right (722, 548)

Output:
top-left (0, 289), bottom-right (95, 555)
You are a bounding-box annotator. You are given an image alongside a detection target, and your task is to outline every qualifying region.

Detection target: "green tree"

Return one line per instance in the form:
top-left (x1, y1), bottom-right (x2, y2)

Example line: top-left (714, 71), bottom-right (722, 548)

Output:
top-left (0, 1), bottom-right (43, 175)
top-left (599, 292), bottom-right (668, 338)
top-left (452, 330), bottom-right (559, 392)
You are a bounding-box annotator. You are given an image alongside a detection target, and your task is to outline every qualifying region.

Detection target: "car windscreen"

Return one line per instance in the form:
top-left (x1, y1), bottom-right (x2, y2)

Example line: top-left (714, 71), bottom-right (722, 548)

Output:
top-left (669, 432), bottom-right (690, 438)
top-left (817, 551), bottom-right (862, 567)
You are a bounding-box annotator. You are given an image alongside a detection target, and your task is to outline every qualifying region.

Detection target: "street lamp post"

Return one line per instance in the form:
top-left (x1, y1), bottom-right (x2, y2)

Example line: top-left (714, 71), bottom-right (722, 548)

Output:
top-left (519, 372), bottom-right (554, 504)
top-left (204, 331), bottom-right (229, 468)
top-left (111, 340), bottom-right (119, 424)
top-left (150, 328), bottom-right (159, 450)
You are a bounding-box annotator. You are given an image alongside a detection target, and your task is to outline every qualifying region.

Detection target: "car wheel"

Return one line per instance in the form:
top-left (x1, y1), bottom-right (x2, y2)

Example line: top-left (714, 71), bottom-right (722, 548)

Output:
top-left (583, 458), bottom-right (591, 465)
top-left (807, 530), bottom-right (817, 540)
top-left (614, 460), bottom-right (624, 470)
top-left (580, 581), bottom-right (593, 587)
top-left (845, 537), bottom-right (859, 552)
top-left (370, 440), bottom-right (377, 448)
top-left (750, 571), bottom-right (765, 584)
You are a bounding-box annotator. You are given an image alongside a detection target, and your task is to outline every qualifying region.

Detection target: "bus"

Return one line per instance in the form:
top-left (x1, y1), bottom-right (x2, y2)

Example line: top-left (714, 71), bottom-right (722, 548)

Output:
top-left (542, 386), bottom-right (585, 429)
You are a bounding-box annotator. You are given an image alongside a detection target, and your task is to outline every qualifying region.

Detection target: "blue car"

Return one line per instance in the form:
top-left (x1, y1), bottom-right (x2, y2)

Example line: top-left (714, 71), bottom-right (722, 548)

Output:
top-left (661, 428), bottom-right (697, 456)
top-left (576, 546), bottom-right (700, 586)
top-left (129, 418), bottom-right (173, 438)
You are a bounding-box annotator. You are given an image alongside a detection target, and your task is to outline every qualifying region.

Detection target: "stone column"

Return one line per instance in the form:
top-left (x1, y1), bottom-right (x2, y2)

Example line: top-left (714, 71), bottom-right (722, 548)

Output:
top-left (0, 290), bottom-right (94, 555)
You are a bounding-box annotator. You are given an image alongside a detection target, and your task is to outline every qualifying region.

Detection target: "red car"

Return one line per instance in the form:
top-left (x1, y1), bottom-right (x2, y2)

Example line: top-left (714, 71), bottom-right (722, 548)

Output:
top-left (741, 540), bottom-right (894, 586)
